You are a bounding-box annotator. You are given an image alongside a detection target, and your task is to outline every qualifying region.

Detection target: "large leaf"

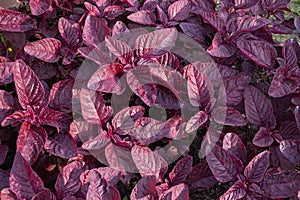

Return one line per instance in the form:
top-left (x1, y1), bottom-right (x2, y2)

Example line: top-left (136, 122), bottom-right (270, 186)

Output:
top-left (188, 163), bottom-right (217, 190)
top-left (237, 39), bottom-right (277, 69)
top-left (105, 36), bottom-right (133, 64)
top-left (24, 38), bottom-right (61, 63)
top-left (55, 160), bottom-right (85, 199)
top-left (44, 131), bottom-right (77, 159)
top-left (222, 133), bottom-right (247, 162)
top-left (132, 145), bottom-right (168, 180)
top-left (58, 17), bottom-right (80, 47)
top-left (219, 180), bottom-right (247, 200)
top-left (29, 0), bottom-right (51, 16)
top-left (112, 106), bottom-right (145, 135)
top-left (82, 15), bottom-right (110, 48)
top-left (127, 10), bottom-right (156, 25)
top-left (17, 122), bottom-right (47, 165)
top-left (158, 183), bottom-right (189, 200)
top-left (0, 8), bottom-right (36, 32)
top-left (211, 106), bottom-right (247, 126)
top-left (10, 152), bottom-right (44, 200)
top-left (199, 11), bottom-right (225, 31)
top-left (13, 59), bottom-right (45, 110)
top-left (39, 107), bottom-right (72, 130)
top-left (169, 155), bottom-right (193, 186)
top-left (130, 176), bottom-right (157, 200)
top-left (227, 16), bottom-right (269, 34)
top-left (244, 150), bottom-right (270, 183)
top-left (261, 169), bottom-right (300, 198)
top-left (244, 85), bottom-right (276, 128)
top-left (279, 140), bottom-right (300, 163)
top-left (206, 145), bottom-right (243, 182)
top-left (135, 28), bottom-right (177, 57)
top-left (168, 0), bottom-right (191, 21)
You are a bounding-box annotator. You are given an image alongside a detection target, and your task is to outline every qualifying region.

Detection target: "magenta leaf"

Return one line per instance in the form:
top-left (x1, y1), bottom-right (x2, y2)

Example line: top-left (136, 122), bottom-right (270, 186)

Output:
top-left (77, 46), bottom-right (110, 65)
top-left (82, 15), bottom-right (110, 48)
top-left (0, 90), bottom-right (14, 123)
top-left (104, 5), bottom-right (125, 20)
top-left (10, 152), bottom-right (44, 200)
top-left (85, 170), bottom-right (106, 200)
top-left (169, 155), bottom-right (193, 186)
top-left (135, 28), bottom-right (178, 57)
top-left (44, 131), bottom-right (77, 159)
top-left (112, 106), bottom-right (145, 135)
top-left (261, 169), bottom-right (300, 198)
top-left (227, 16), bottom-right (269, 34)
top-left (199, 11), bottom-right (225, 31)
top-left (237, 39), bottom-right (277, 69)
top-left (244, 85), bottom-right (276, 128)
top-left (0, 62), bottom-right (14, 85)
top-left (105, 36), bottom-right (133, 64)
top-left (211, 106), bottom-right (247, 126)
top-left (207, 32), bottom-right (236, 58)
top-left (127, 10), bottom-right (156, 26)
top-left (55, 160), bottom-right (85, 199)
top-left (158, 183), bottom-right (189, 200)
top-left (29, 0), bottom-right (51, 16)
top-left (279, 140), bottom-right (300, 163)
top-left (31, 189), bottom-right (56, 200)
top-left (39, 107), bottom-right (72, 130)
top-left (168, 0), bottom-right (191, 21)
top-left (185, 111), bottom-right (208, 133)
top-left (188, 163), bottom-right (217, 190)
top-left (24, 38), bottom-right (61, 63)
top-left (0, 8), bottom-right (36, 32)
top-left (93, 167), bottom-right (120, 187)
top-left (17, 121), bottom-right (47, 165)
top-left (219, 180), bottom-right (247, 200)
top-left (58, 17), bottom-right (80, 48)
top-left (13, 59), bottom-right (45, 110)
top-left (130, 175), bottom-right (157, 200)
top-left (132, 145), bottom-right (168, 180)
top-left (1, 188), bottom-right (17, 200)
top-left (222, 133), bottom-right (247, 162)
top-left (244, 150), bottom-right (270, 183)
top-left (1, 110), bottom-right (27, 127)
top-left (234, 0), bottom-right (260, 9)
top-left (206, 145), bottom-right (244, 182)
top-left (252, 127), bottom-right (274, 147)
top-left (87, 63), bottom-right (125, 95)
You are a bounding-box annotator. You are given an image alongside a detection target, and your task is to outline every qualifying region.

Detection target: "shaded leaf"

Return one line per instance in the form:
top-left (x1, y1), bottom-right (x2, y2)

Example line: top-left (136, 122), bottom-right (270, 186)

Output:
top-left (223, 133), bottom-right (247, 162)
top-left (211, 106), bottom-right (247, 126)
top-left (130, 175), bottom-right (157, 199)
top-left (29, 0), bottom-right (52, 16)
top-left (279, 140), bottom-right (300, 163)
top-left (169, 155), bottom-right (193, 186)
top-left (253, 127), bottom-right (274, 147)
top-left (188, 162), bottom-right (217, 190)
top-left (219, 180), bottom-right (247, 200)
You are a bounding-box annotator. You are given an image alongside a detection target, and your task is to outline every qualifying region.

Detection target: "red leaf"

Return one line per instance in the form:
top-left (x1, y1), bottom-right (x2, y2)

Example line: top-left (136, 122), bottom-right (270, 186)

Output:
top-left (211, 106), bottom-right (247, 126)
top-left (39, 107), bottom-right (72, 130)
top-left (31, 189), bottom-right (56, 200)
top-left (223, 133), bottom-right (247, 162)
top-left (0, 62), bottom-right (14, 85)
top-left (244, 86), bottom-right (276, 128)
top-left (237, 39), bottom-right (277, 69)
top-left (1, 110), bottom-right (27, 127)
top-left (104, 5), bottom-right (125, 20)
top-left (206, 145), bottom-right (243, 182)
top-left (10, 152), bottom-right (44, 200)
top-left (24, 38), bottom-right (61, 63)
top-left (29, 0), bottom-right (51, 16)
top-left (244, 150), bottom-right (270, 183)
top-left (130, 176), bottom-right (157, 200)
top-left (44, 131), bottom-right (77, 159)
top-left (13, 59), bottom-right (45, 110)
top-left (185, 111), bottom-right (208, 133)
top-left (168, 0), bottom-right (191, 21)
top-left (17, 121), bottom-right (47, 165)
top-left (127, 10), bottom-right (156, 25)
top-left (252, 127), bottom-right (274, 147)
top-left (0, 8), bottom-right (36, 32)
top-left (105, 36), bottom-right (133, 64)
top-left (0, 90), bottom-right (14, 123)
top-left (169, 155), bottom-right (193, 186)
top-left (158, 183), bottom-right (189, 200)
top-left (132, 145), bottom-right (168, 180)
top-left (219, 180), bottom-right (247, 200)
top-left (188, 163), bottom-right (217, 190)
top-left (58, 18), bottom-right (80, 47)
top-left (199, 11), bottom-right (225, 31)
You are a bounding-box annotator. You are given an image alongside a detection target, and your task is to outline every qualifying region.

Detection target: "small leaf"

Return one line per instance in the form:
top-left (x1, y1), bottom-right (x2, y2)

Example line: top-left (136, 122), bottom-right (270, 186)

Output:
top-left (31, 189), bottom-right (56, 200)
top-left (127, 10), bottom-right (156, 25)
top-left (223, 133), bottom-right (247, 162)
top-left (29, 0), bottom-right (51, 16)
top-left (0, 90), bottom-right (14, 123)
top-left (168, 0), bottom-right (191, 21)
top-left (252, 127), bottom-right (274, 147)
top-left (24, 38), bottom-right (61, 63)
top-left (58, 18), bottom-right (80, 47)
top-left (130, 176), bottom-right (157, 199)
top-left (279, 140), bottom-right (300, 163)
top-left (185, 111), bottom-right (208, 133)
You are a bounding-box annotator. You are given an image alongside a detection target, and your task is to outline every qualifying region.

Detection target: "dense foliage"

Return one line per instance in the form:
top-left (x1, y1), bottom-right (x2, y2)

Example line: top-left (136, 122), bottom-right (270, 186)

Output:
top-left (0, 0), bottom-right (300, 199)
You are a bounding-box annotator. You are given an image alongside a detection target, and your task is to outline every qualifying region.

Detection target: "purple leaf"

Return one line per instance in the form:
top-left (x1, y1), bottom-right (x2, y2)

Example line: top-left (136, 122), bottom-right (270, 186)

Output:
top-left (10, 152), bottom-right (44, 200)
top-left (295, 106), bottom-right (300, 130)
top-left (158, 183), bottom-right (189, 200)
top-left (44, 131), bottom-right (77, 159)
top-left (112, 21), bottom-right (129, 36)
top-left (261, 169), bottom-right (300, 198)
top-left (130, 175), bottom-right (157, 199)
top-left (211, 106), bottom-right (247, 126)
top-left (105, 36), bottom-right (133, 64)
top-left (55, 160), bottom-right (85, 199)
top-left (206, 145), bottom-right (244, 182)
top-left (185, 111), bottom-right (208, 133)
top-left (169, 155), bottom-right (193, 186)
top-left (29, 0), bottom-right (51, 16)
top-left (112, 106), bottom-right (145, 135)
top-left (1, 110), bottom-right (27, 127)
top-left (199, 11), bottom-right (225, 31)
top-left (279, 140), bottom-right (300, 163)
top-left (77, 46), bottom-right (110, 65)
top-left (0, 8), bottom-right (36, 32)
top-left (58, 18), bottom-right (80, 47)
top-left (127, 10), bottom-right (156, 26)
top-left (207, 32), bottom-right (236, 58)
top-left (13, 59), bottom-right (45, 110)
top-left (295, 16), bottom-right (300, 34)
top-left (188, 162), bottom-right (217, 190)
top-left (223, 133), bottom-right (247, 162)
top-left (219, 180), bottom-right (247, 200)
top-left (39, 107), bottom-right (72, 130)
top-left (82, 15), bottom-right (110, 48)
top-left (168, 0), bottom-right (191, 21)
top-left (0, 188), bottom-right (17, 200)
top-left (244, 86), bottom-right (276, 128)
top-left (0, 62), bottom-right (14, 85)
top-left (283, 40), bottom-right (298, 69)
top-left (132, 145), bottom-right (168, 180)
top-left (244, 150), bottom-right (270, 183)
top-left (252, 127), bottom-right (274, 147)
top-left (157, 5), bottom-right (168, 24)
top-left (31, 189), bottom-right (56, 200)
top-left (94, 167), bottom-right (120, 187)
top-left (84, 2), bottom-right (101, 16)
top-left (135, 28), bottom-right (177, 57)
top-left (24, 38), bottom-right (61, 63)
top-left (82, 133), bottom-right (109, 151)
top-left (87, 63), bottom-right (125, 95)
top-left (0, 90), bottom-right (14, 123)
top-left (0, 145), bottom-right (8, 165)
top-left (17, 121), bottom-right (47, 165)
top-left (237, 39), bottom-right (277, 69)
top-left (227, 16), bottom-right (269, 34)
top-left (104, 5), bottom-right (126, 20)
top-left (86, 170), bottom-right (106, 200)
top-left (234, 0), bottom-right (260, 9)
top-left (0, 170), bottom-right (10, 191)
